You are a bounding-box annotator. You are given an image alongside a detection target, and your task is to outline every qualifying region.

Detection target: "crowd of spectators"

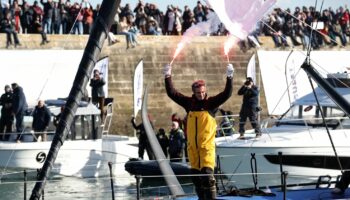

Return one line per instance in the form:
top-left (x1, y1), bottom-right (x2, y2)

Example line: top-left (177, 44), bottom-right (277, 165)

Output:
top-left (0, 0), bottom-right (349, 49)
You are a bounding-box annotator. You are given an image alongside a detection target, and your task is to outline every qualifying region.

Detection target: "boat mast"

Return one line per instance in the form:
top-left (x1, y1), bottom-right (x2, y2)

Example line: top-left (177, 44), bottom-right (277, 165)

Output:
top-left (30, 0), bottom-right (121, 199)
top-left (301, 61), bottom-right (350, 118)
top-left (141, 86), bottom-right (185, 196)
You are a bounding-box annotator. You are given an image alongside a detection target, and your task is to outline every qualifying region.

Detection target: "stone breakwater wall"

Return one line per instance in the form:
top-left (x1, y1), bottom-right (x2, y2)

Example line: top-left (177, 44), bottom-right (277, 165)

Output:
top-left (1, 34), bottom-right (347, 135)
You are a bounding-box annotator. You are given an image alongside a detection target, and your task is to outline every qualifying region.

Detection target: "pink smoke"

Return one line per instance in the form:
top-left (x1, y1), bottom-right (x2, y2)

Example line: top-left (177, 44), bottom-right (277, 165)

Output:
top-left (208, 0), bottom-right (276, 55)
top-left (171, 11), bottom-right (220, 64)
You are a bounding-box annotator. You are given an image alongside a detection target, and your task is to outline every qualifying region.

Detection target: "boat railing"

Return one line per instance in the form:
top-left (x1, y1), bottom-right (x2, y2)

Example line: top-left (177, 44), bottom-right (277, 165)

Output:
top-left (260, 116), bottom-right (350, 139)
top-left (101, 102), bottom-right (113, 136)
top-left (1, 131), bottom-right (57, 142)
top-left (0, 154), bottom-right (345, 199)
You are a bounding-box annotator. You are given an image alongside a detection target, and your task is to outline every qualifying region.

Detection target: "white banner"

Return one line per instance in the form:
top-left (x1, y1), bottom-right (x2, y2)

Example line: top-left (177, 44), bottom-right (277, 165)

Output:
top-left (133, 60), bottom-right (143, 117)
top-left (89, 56), bottom-right (109, 97)
top-left (258, 50), bottom-right (350, 115)
top-left (246, 54), bottom-right (256, 84)
top-left (0, 50), bottom-right (83, 107)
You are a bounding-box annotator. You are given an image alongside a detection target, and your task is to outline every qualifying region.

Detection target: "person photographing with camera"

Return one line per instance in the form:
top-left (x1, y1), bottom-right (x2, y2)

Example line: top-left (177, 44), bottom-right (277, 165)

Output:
top-left (238, 77), bottom-right (261, 138)
top-left (90, 69), bottom-right (106, 120)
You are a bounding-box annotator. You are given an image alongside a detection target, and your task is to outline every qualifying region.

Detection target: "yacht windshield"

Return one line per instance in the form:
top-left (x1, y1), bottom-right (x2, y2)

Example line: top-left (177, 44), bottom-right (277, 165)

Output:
top-left (280, 105), bottom-right (348, 128)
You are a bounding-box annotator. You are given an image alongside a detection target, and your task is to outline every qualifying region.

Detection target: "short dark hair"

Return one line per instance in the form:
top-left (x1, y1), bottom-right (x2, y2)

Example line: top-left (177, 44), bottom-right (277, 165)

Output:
top-left (11, 83), bottom-right (18, 88)
top-left (192, 79), bottom-right (206, 92)
top-left (246, 77), bottom-right (253, 83)
top-left (158, 128), bottom-right (165, 134)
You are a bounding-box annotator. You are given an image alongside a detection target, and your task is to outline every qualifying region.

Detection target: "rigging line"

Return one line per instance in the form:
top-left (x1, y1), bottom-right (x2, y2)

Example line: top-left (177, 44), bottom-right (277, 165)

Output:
top-left (68, 4), bottom-right (85, 35)
top-left (284, 49), bottom-right (294, 107)
top-left (306, 0), bottom-right (324, 64)
top-left (224, 136), bottom-right (265, 188)
top-left (304, 61), bottom-right (350, 89)
top-left (269, 67), bottom-right (303, 115)
top-left (307, 74), bottom-right (344, 173)
top-left (36, 63), bottom-right (56, 101)
top-left (306, 0), bottom-right (319, 62)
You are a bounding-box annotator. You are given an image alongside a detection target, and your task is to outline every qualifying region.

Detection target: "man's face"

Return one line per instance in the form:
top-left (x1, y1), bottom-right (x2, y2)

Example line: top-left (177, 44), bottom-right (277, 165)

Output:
top-left (194, 86), bottom-right (206, 101)
top-left (38, 100), bottom-right (44, 108)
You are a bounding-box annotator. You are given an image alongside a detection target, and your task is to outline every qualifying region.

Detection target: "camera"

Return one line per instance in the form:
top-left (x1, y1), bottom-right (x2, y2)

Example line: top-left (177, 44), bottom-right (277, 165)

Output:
top-left (244, 81), bottom-right (251, 86)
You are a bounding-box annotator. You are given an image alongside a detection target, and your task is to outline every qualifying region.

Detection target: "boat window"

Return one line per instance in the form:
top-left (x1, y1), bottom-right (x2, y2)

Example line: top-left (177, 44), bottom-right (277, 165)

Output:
top-left (280, 105), bottom-right (347, 127)
top-left (71, 114), bottom-right (102, 140)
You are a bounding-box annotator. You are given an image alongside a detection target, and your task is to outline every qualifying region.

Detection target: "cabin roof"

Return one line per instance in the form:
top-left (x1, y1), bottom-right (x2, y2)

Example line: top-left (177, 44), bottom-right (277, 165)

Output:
top-left (45, 99), bottom-right (101, 115)
top-left (294, 87), bottom-right (350, 107)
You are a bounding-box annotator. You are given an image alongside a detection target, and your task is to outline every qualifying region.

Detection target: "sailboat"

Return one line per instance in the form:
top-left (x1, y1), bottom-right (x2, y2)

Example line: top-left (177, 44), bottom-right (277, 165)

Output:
top-left (215, 49), bottom-right (350, 189)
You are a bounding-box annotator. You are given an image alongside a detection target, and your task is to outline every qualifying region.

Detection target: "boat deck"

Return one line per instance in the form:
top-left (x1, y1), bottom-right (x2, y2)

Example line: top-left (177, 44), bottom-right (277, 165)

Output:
top-left (177, 188), bottom-right (350, 199)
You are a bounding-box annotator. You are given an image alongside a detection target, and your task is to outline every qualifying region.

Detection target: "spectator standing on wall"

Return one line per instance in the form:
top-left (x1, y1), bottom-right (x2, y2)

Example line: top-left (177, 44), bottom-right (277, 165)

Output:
top-left (11, 83), bottom-right (28, 143)
top-left (32, 100), bottom-right (51, 142)
top-left (51, 1), bottom-right (61, 34)
top-left (11, 0), bottom-right (22, 33)
top-left (182, 5), bottom-right (195, 34)
top-left (83, 3), bottom-right (93, 34)
top-left (0, 85), bottom-right (14, 141)
top-left (70, 2), bottom-right (83, 34)
top-left (21, 2), bottom-right (34, 34)
top-left (40, 0), bottom-right (54, 34)
top-left (32, 1), bottom-right (43, 25)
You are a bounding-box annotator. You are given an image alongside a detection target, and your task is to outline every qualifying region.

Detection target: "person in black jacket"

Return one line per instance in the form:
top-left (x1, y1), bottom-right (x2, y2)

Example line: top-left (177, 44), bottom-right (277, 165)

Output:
top-left (32, 100), bottom-right (51, 142)
top-left (11, 83), bottom-right (28, 142)
top-left (237, 77), bottom-right (261, 138)
top-left (0, 85), bottom-right (14, 140)
top-left (156, 128), bottom-right (169, 158)
top-left (131, 116), bottom-right (155, 160)
top-left (89, 69), bottom-right (106, 120)
top-left (168, 121), bottom-right (185, 162)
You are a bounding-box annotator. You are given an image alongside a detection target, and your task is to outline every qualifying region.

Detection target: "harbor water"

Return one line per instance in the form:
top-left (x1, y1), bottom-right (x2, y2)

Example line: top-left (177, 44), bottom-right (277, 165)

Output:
top-left (0, 169), bottom-right (195, 200)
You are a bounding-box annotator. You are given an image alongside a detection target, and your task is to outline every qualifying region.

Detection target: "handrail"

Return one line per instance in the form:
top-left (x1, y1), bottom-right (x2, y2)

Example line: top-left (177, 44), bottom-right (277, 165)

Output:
top-left (101, 102), bottom-right (113, 135)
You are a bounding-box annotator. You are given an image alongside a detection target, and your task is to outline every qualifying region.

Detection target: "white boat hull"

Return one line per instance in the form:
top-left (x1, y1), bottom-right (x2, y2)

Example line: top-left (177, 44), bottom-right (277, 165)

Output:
top-left (0, 136), bottom-right (140, 178)
top-left (216, 127), bottom-right (350, 188)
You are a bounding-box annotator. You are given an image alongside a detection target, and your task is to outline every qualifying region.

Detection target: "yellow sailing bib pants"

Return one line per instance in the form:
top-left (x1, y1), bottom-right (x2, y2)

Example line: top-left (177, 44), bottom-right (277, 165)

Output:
top-left (186, 111), bottom-right (217, 171)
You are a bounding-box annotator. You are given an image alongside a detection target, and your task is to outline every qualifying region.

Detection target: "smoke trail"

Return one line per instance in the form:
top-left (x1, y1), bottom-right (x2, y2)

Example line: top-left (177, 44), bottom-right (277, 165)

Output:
top-left (208, 0), bottom-right (277, 55)
top-left (171, 0), bottom-right (276, 64)
top-left (171, 10), bottom-right (221, 64)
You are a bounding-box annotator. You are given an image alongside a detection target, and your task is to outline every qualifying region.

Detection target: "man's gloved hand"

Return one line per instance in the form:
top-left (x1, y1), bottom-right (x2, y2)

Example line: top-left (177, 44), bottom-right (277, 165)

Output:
top-left (163, 64), bottom-right (172, 77)
top-left (226, 64), bottom-right (234, 78)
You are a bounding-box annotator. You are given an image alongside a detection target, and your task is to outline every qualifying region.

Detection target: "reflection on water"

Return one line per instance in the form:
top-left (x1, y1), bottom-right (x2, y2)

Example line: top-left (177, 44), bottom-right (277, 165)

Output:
top-left (0, 168), bottom-right (320, 199)
top-left (0, 169), bottom-right (195, 200)
top-left (0, 169), bottom-right (138, 200)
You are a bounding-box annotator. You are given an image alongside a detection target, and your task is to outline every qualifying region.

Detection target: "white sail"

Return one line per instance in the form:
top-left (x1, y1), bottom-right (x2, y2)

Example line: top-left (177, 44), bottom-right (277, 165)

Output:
top-left (246, 53), bottom-right (256, 83)
top-left (133, 59), bottom-right (143, 117)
